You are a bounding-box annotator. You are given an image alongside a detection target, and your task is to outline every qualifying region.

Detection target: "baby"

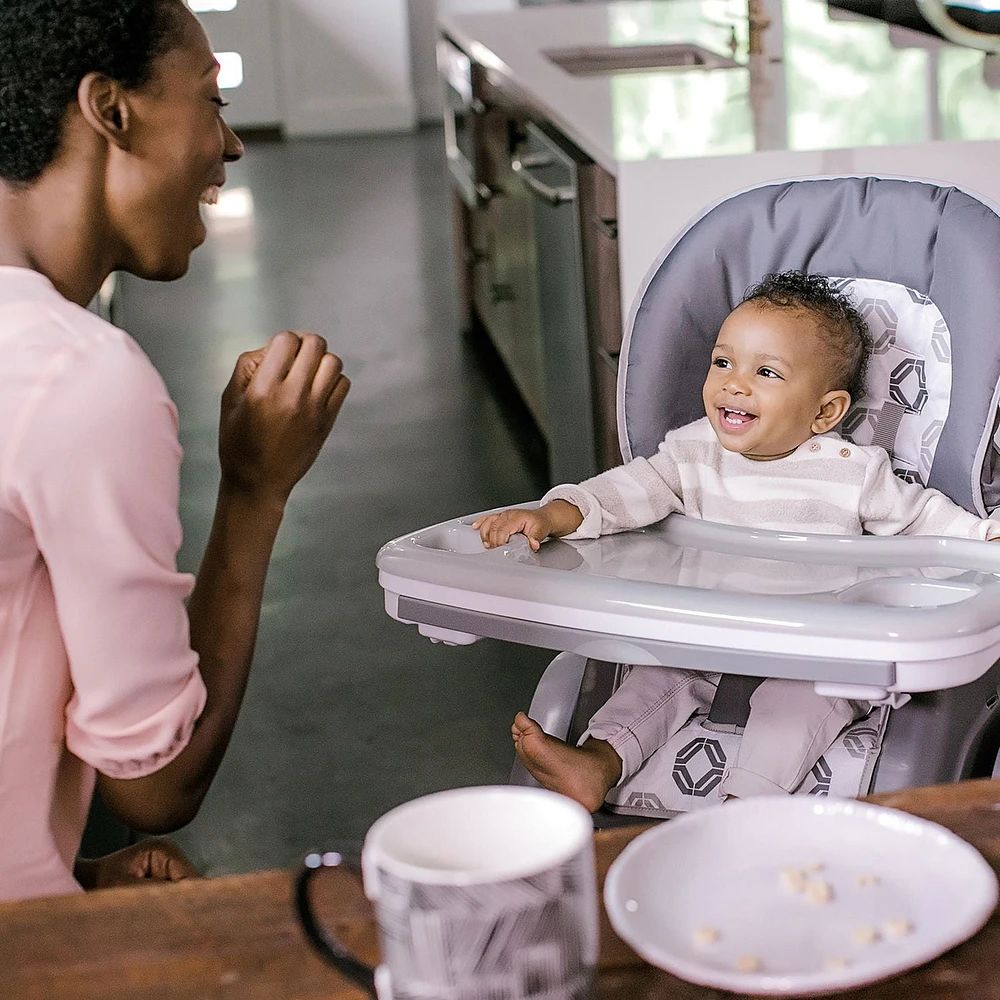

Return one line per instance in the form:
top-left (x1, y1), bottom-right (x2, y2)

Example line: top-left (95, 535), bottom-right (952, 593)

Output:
top-left (474, 271), bottom-right (1000, 812)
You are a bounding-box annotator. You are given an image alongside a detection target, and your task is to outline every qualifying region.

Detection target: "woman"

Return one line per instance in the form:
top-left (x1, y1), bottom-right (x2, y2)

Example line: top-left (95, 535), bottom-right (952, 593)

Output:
top-left (0, 0), bottom-right (350, 899)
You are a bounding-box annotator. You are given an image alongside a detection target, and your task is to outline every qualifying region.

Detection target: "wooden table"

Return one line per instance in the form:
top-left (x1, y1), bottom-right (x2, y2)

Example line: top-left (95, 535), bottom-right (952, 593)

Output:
top-left (6, 780), bottom-right (1000, 999)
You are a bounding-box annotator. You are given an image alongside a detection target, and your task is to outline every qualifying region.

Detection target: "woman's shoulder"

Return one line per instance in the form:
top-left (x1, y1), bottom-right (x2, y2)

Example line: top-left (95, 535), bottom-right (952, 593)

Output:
top-left (1, 290), bottom-right (177, 455)
top-left (19, 294), bottom-right (168, 404)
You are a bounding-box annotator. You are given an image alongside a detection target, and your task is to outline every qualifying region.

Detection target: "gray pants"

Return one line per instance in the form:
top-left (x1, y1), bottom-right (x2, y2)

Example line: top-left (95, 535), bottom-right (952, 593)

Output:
top-left (580, 666), bottom-right (869, 798)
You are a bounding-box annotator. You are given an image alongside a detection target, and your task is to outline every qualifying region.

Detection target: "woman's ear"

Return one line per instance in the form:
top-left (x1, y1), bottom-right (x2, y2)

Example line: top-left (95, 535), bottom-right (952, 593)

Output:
top-left (812, 389), bottom-right (851, 434)
top-left (77, 72), bottom-right (132, 152)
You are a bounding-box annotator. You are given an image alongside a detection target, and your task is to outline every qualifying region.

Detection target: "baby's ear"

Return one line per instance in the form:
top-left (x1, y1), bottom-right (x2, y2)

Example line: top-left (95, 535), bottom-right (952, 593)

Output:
top-left (813, 390), bottom-right (851, 434)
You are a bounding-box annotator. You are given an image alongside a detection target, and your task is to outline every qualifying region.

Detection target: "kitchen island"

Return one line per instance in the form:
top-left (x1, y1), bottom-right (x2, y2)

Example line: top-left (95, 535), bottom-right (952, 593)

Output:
top-left (440, 0), bottom-right (1000, 477)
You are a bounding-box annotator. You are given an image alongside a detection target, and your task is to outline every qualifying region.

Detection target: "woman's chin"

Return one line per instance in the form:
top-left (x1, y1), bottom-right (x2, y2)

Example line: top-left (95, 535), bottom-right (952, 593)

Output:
top-left (138, 228), bottom-right (203, 281)
top-left (127, 251), bottom-right (193, 283)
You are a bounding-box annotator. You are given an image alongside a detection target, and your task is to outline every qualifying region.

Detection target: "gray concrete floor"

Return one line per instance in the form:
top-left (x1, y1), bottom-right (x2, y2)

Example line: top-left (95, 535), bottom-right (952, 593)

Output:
top-left (119, 127), bottom-right (553, 875)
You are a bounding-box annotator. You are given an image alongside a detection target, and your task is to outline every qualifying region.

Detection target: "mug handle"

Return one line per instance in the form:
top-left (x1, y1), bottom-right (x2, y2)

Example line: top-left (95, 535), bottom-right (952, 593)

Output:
top-left (294, 851), bottom-right (377, 996)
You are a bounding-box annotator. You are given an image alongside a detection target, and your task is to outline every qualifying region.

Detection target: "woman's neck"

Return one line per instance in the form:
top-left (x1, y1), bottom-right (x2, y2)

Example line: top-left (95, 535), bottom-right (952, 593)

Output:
top-left (0, 155), bottom-right (115, 307)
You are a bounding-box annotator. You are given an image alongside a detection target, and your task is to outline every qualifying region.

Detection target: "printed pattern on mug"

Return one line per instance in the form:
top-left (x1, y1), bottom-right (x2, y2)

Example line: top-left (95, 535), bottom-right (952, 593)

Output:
top-left (375, 852), bottom-right (598, 999)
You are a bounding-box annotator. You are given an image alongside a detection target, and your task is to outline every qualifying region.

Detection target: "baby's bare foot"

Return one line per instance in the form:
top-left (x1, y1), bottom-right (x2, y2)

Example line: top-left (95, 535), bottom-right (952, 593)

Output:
top-left (512, 712), bottom-right (622, 813)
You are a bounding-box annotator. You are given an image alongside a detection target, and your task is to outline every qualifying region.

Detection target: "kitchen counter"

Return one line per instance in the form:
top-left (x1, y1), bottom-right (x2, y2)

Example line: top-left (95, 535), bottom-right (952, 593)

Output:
top-left (441, 0), bottom-right (1000, 312)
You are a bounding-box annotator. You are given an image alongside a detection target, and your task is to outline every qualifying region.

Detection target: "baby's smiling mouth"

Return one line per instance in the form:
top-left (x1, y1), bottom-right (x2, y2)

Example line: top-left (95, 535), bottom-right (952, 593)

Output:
top-left (719, 406), bottom-right (757, 428)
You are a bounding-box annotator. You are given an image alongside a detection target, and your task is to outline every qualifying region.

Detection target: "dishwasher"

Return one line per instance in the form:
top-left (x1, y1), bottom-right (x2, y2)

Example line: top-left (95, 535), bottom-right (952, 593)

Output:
top-left (512, 122), bottom-right (598, 484)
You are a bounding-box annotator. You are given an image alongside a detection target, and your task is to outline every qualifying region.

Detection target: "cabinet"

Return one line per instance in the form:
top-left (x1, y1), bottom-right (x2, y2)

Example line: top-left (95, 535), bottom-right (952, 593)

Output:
top-left (443, 36), bottom-right (623, 481)
top-left (469, 106), bottom-right (549, 433)
top-left (577, 163), bottom-right (624, 474)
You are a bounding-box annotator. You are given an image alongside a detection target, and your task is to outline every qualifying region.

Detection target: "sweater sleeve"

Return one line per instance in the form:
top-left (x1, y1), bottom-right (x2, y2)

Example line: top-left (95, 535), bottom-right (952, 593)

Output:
top-left (541, 434), bottom-right (685, 539)
top-left (859, 448), bottom-right (1000, 540)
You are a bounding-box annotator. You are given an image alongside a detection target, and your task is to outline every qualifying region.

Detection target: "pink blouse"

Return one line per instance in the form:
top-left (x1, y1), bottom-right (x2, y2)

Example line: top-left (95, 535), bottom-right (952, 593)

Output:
top-left (0, 267), bottom-right (206, 901)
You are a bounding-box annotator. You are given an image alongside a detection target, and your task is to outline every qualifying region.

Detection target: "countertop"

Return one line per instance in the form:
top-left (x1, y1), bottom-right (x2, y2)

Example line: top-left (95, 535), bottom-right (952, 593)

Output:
top-left (441, 0), bottom-right (1000, 323)
top-left (440, 0), bottom-right (1000, 175)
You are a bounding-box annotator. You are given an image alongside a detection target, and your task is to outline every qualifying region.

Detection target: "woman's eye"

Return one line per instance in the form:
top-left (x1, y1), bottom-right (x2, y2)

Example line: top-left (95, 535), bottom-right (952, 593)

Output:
top-left (211, 97), bottom-right (231, 108)
top-left (758, 367), bottom-right (781, 379)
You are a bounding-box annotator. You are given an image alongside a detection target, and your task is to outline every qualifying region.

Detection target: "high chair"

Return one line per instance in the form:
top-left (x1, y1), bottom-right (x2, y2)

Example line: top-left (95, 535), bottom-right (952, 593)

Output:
top-left (378, 176), bottom-right (1000, 819)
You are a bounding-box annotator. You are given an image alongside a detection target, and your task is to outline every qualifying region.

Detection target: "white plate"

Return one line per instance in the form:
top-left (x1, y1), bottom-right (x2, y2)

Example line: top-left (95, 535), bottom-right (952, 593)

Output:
top-left (604, 796), bottom-right (998, 996)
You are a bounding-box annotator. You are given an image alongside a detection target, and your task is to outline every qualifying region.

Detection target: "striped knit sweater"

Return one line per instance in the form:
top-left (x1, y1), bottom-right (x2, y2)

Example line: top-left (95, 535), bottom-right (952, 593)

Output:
top-left (543, 417), bottom-right (1000, 542)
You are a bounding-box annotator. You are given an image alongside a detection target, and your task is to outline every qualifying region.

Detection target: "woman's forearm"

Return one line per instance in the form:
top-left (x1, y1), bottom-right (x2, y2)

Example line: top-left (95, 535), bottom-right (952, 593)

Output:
top-left (180, 481), bottom-right (286, 791)
top-left (96, 480), bottom-right (285, 832)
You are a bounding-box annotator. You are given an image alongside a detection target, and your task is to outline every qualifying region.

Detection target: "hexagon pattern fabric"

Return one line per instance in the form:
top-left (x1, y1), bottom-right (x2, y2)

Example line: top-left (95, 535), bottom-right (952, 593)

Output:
top-left (833, 277), bottom-right (951, 489)
top-left (604, 713), bottom-right (886, 820)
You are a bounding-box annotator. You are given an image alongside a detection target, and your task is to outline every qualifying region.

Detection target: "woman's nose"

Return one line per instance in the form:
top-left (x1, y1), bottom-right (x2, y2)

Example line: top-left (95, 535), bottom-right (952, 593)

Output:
top-left (223, 122), bottom-right (244, 163)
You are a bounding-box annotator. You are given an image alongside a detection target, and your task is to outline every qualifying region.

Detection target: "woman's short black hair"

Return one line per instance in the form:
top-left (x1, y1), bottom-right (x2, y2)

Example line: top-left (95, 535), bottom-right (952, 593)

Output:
top-left (0, 0), bottom-right (186, 185)
top-left (741, 270), bottom-right (872, 404)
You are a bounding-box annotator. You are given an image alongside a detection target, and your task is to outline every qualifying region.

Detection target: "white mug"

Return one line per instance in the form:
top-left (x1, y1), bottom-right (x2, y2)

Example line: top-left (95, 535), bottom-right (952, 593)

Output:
top-left (296, 785), bottom-right (599, 999)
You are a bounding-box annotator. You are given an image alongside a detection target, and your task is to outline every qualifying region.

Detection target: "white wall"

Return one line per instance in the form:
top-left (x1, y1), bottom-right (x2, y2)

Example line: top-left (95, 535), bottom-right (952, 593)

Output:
top-left (196, 1), bottom-right (283, 129)
top-left (208, 0), bottom-right (511, 135)
top-left (409, 0), bottom-right (518, 122)
top-left (276, 0), bottom-right (417, 136)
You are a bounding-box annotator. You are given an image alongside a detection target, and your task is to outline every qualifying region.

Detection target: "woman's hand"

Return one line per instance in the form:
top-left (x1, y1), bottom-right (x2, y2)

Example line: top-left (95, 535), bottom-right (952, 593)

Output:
top-left (473, 500), bottom-right (583, 550)
top-left (74, 839), bottom-right (201, 891)
top-left (218, 331), bottom-right (351, 504)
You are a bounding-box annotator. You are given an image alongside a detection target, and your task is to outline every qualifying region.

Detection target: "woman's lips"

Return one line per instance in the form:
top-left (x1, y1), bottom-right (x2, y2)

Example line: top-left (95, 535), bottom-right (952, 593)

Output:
top-left (199, 184), bottom-right (221, 205)
top-left (717, 406), bottom-right (757, 434)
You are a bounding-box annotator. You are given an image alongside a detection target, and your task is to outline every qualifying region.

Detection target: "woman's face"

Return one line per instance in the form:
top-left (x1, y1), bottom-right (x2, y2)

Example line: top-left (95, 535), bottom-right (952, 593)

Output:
top-left (107, 4), bottom-right (243, 281)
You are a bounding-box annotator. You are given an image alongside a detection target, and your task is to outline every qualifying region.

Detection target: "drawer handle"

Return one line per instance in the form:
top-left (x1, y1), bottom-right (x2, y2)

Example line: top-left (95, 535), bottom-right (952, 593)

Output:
top-left (510, 152), bottom-right (576, 206)
top-left (593, 218), bottom-right (618, 239)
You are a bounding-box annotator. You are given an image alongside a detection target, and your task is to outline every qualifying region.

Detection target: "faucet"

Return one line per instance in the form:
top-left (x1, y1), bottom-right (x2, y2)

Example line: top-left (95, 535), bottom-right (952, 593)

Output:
top-left (915, 0), bottom-right (1000, 53)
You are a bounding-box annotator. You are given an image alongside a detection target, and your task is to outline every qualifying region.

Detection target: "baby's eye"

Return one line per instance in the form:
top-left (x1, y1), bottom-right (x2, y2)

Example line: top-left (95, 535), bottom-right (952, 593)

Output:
top-left (712, 358), bottom-right (732, 370)
top-left (758, 367), bottom-right (781, 379)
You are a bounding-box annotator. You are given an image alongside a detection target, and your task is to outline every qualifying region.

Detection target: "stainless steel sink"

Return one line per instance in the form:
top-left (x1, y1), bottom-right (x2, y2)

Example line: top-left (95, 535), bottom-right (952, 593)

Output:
top-left (543, 43), bottom-right (741, 76)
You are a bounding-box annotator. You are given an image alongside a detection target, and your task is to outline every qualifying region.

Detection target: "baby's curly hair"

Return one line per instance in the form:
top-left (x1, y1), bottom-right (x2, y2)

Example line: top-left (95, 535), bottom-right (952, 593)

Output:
top-left (741, 270), bottom-right (871, 405)
top-left (0, 0), bottom-right (186, 185)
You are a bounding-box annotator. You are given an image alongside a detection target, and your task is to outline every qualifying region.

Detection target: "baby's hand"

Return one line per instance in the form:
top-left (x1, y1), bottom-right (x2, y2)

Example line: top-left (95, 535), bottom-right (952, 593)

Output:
top-left (473, 508), bottom-right (552, 550)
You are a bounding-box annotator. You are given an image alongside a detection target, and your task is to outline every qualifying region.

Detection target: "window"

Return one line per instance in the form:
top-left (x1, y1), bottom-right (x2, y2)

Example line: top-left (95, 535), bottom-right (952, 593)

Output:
top-left (216, 51), bottom-right (244, 90)
top-left (189, 0), bottom-right (238, 12)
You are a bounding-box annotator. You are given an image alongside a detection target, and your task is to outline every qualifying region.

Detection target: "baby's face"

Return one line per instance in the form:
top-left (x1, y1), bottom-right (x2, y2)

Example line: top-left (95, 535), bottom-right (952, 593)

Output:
top-left (702, 302), bottom-right (844, 461)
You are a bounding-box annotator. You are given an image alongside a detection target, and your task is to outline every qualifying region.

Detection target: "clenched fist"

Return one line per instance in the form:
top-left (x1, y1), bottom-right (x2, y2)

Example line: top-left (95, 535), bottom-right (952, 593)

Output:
top-left (219, 331), bottom-right (350, 503)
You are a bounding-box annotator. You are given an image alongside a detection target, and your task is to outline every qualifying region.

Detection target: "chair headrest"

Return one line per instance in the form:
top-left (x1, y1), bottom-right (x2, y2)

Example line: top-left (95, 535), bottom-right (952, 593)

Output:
top-left (619, 176), bottom-right (1000, 514)
top-left (835, 276), bottom-right (949, 489)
